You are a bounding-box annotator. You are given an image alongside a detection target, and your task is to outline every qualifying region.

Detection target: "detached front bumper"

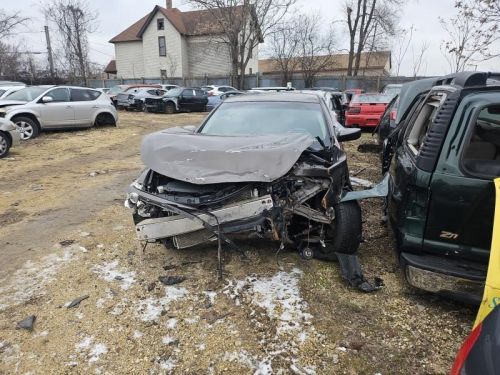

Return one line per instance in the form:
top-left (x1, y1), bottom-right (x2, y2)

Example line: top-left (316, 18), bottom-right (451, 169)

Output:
top-left (126, 186), bottom-right (274, 243)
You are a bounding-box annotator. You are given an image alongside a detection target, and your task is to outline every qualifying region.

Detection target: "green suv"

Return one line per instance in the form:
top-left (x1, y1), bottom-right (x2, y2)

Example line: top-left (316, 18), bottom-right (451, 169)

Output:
top-left (382, 72), bottom-right (500, 303)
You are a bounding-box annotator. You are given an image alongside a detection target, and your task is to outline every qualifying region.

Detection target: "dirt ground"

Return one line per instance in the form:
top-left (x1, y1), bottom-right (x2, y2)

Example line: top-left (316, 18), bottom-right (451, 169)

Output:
top-left (0, 111), bottom-right (475, 375)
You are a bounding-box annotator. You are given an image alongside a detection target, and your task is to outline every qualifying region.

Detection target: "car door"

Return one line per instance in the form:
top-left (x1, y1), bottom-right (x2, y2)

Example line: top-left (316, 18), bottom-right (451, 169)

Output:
top-left (388, 90), bottom-right (449, 252)
top-left (40, 87), bottom-right (74, 127)
top-left (70, 88), bottom-right (100, 126)
top-left (194, 89), bottom-right (208, 110)
top-left (178, 89), bottom-right (194, 111)
top-left (423, 97), bottom-right (499, 261)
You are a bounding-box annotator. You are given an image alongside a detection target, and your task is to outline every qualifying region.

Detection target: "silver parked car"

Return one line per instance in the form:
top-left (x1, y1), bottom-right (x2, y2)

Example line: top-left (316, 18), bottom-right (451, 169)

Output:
top-left (0, 86), bottom-right (118, 140)
top-left (0, 118), bottom-right (21, 158)
top-left (0, 85), bottom-right (26, 99)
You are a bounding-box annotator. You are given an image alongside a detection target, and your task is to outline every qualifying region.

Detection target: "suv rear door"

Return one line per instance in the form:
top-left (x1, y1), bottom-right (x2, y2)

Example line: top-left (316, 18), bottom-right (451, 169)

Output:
top-left (423, 93), bottom-right (498, 263)
top-left (70, 88), bottom-right (101, 126)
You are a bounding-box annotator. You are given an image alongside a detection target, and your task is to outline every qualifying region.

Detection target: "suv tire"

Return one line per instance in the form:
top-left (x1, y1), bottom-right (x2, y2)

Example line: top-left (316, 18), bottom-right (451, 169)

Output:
top-left (314, 201), bottom-right (362, 260)
top-left (13, 116), bottom-right (39, 140)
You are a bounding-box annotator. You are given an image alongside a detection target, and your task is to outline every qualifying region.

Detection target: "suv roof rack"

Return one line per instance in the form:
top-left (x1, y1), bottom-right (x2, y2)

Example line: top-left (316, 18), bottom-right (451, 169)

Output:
top-left (438, 71), bottom-right (500, 88)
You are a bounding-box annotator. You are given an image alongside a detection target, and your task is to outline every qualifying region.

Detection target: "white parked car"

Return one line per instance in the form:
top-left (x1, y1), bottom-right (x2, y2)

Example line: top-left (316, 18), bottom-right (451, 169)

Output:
top-left (0, 86), bottom-right (118, 140)
top-left (201, 85), bottom-right (237, 96)
top-left (0, 85), bottom-right (26, 99)
top-left (0, 118), bottom-right (21, 158)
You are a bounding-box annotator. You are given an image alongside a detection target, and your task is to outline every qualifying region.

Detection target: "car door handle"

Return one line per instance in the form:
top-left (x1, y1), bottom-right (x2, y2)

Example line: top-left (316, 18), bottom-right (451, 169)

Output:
top-left (66, 105), bottom-right (73, 109)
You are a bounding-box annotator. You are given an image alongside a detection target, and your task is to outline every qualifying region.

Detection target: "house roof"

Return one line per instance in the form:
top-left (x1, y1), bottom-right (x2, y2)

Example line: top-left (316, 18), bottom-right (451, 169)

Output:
top-left (109, 5), bottom-right (242, 43)
top-left (104, 60), bottom-right (117, 74)
top-left (258, 51), bottom-right (392, 74)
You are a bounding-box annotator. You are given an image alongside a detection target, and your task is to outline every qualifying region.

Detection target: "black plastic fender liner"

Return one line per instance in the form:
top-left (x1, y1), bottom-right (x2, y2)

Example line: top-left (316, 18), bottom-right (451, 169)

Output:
top-left (335, 252), bottom-right (384, 293)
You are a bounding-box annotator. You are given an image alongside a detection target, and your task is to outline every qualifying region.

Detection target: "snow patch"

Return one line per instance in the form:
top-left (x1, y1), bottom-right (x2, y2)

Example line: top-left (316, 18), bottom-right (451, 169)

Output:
top-left (75, 336), bottom-right (108, 364)
top-left (0, 245), bottom-right (79, 311)
top-left (135, 286), bottom-right (188, 322)
top-left (92, 260), bottom-right (136, 290)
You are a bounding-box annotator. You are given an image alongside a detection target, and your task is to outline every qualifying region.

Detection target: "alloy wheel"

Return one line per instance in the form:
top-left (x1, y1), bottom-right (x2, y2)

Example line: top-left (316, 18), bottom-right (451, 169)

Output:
top-left (16, 121), bottom-right (34, 140)
top-left (0, 134), bottom-right (8, 156)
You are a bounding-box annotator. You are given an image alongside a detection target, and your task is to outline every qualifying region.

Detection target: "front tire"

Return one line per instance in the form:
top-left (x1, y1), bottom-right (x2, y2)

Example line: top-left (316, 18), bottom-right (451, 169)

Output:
top-left (314, 201), bottom-right (362, 260)
top-left (13, 116), bottom-right (39, 140)
top-left (164, 102), bottom-right (175, 114)
top-left (0, 132), bottom-right (11, 158)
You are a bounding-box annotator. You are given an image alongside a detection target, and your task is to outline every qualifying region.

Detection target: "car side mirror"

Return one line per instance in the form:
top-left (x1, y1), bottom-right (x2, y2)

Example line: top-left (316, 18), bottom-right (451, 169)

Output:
top-left (337, 127), bottom-right (361, 142)
top-left (41, 96), bottom-right (53, 103)
top-left (182, 125), bottom-right (197, 132)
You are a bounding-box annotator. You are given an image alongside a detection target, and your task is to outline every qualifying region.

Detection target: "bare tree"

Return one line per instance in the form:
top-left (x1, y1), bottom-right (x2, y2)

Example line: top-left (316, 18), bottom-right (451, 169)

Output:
top-left (44, 0), bottom-right (98, 85)
top-left (188, 0), bottom-right (296, 89)
top-left (296, 14), bottom-right (336, 87)
top-left (0, 9), bottom-right (28, 38)
top-left (266, 19), bottom-right (301, 85)
top-left (392, 26), bottom-right (413, 76)
top-left (454, 0), bottom-right (500, 60)
top-left (344, 0), bottom-right (400, 76)
top-left (440, 12), bottom-right (480, 73)
top-left (411, 41), bottom-right (429, 77)
top-left (166, 54), bottom-right (178, 78)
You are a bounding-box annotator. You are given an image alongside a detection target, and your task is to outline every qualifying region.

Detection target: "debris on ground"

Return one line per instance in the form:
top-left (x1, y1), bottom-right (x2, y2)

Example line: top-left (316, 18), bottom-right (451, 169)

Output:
top-left (16, 315), bottom-right (36, 330)
top-left (67, 295), bottom-right (89, 308)
top-left (158, 275), bottom-right (186, 286)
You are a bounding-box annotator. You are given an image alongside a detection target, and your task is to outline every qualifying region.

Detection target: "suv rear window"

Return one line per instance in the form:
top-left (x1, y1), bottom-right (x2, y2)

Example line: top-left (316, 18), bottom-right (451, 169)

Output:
top-left (462, 105), bottom-right (500, 178)
top-left (70, 88), bottom-right (100, 101)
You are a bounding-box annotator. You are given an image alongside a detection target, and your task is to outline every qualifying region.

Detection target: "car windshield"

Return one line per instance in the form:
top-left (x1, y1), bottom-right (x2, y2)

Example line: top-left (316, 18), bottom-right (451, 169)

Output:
top-left (6, 86), bottom-right (47, 101)
top-left (166, 88), bottom-right (182, 96)
top-left (352, 94), bottom-right (391, 103)
top-left (200, 101), bottom-right (329, 145)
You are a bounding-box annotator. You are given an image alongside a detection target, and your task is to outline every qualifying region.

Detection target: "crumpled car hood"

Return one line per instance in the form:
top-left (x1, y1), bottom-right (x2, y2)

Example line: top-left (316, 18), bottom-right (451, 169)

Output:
top-left (0, 100), bottom-right (27, 108)
top-left (141, 127), bottom-right (315, 184)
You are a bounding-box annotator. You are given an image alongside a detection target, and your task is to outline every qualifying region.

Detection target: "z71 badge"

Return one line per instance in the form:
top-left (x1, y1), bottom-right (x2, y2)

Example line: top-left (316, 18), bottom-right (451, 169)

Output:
top-left (440, 231), bottom-right (459, 240)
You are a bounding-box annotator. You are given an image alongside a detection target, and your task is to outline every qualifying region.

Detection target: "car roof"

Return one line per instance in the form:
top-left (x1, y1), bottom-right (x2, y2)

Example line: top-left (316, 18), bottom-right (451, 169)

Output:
top-left (224, 92), bottom-right (320, 103)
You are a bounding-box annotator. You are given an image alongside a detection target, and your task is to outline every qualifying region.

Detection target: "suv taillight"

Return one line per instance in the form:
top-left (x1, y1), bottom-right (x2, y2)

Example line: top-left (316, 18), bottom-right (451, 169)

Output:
top-left (348, 106), bottom-right (361, 114)
top-left (451, 322), bottom-right (482, 375)
top-left (390, 109), bottom-right (397, 121)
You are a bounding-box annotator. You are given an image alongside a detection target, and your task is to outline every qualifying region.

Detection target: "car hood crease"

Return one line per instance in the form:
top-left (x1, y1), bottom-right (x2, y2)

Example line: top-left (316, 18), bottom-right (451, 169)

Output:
top-left (141, 127), bottom-right (315, 184)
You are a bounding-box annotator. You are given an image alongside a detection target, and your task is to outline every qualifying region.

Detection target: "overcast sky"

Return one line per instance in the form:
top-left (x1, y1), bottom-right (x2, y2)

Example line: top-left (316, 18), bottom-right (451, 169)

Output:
top-left (3, 0), bottom-right (499, 76)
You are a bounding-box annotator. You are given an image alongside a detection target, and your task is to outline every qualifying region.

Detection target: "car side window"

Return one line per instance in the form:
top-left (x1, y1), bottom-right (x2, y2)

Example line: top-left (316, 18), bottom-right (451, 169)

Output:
top-left (404, 92), bottom-right (446, 156)
top-left (195, 90), bottom-right (206, 97)
top-left (71, 89), bottom-right (100, 101)
top-left (46, 88), bottom-right (70, 102)
top-left (462, 104), bottom-right (500, 178)
top-left (182, 89), bottom-right (194, 97)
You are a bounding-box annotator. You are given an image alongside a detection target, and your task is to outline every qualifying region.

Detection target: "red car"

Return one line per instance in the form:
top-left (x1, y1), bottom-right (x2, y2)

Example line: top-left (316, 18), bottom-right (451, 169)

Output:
top-left (345, 93), bottom-right (391, 128)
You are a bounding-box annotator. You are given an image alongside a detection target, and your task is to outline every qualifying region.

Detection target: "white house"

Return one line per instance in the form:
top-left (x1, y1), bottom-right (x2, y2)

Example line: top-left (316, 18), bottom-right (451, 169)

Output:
top-left (109, 1), bottom-right (259, 78)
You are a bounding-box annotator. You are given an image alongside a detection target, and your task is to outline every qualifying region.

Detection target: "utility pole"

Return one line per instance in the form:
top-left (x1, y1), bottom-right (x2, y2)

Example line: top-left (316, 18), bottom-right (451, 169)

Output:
top-left (44, 25), bottom-right (55, 82)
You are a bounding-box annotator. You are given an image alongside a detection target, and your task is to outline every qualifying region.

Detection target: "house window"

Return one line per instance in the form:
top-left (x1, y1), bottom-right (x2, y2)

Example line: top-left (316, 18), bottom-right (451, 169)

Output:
top-left (158, 36), bottom-right (166, 56)
top-left (160, 69), bottom-right (167, 78)
top-left (249, 68), bottom-right (253, 75)
top-left (157, 18), bottom-right (164, 30)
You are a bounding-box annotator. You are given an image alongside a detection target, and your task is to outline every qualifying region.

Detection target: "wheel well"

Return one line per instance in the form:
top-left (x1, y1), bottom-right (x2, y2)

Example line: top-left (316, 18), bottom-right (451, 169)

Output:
top-left (11, 113), bottom-right (40, 129)
top-left (94, 112), bottom-right (116, 126)
top-left (0, 130), bottom-right (11, 147)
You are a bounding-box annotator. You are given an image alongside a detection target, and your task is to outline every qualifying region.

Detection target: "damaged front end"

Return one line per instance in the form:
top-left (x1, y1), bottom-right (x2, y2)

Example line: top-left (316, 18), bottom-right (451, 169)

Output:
top-left (126, 147), bottom-right (349, 252)
top-left (126, 128), bottom-right (383, 291)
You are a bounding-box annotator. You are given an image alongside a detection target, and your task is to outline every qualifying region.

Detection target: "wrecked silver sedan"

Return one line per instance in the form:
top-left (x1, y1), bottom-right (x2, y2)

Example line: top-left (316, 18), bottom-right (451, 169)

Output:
top-left (126, 93), bottom-right (379, 288)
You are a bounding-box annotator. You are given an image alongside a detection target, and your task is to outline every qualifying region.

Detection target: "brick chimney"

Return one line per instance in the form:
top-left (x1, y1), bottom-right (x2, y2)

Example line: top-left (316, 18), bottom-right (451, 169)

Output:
top-left (166, 0), bottom-right (172, 8)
